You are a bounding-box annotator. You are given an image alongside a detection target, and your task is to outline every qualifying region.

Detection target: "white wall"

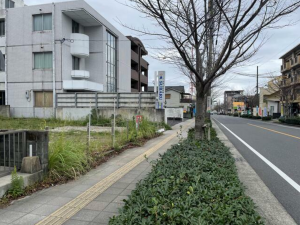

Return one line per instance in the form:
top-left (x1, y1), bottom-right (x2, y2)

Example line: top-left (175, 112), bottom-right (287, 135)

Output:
top-left (267, 101), bottom-right (279, 113)
top-left (5, 0), bottom-right (131, 115)
top-left (166, 90), bottom-right (181, 108)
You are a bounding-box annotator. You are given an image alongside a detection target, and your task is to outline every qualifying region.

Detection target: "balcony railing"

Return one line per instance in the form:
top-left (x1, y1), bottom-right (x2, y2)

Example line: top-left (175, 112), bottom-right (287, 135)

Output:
top-left (140, 74), bottom-right (148, 85)
top-left (131, 69), bottom-right (139, 81)
top-left (291, 55), bottom-right (300, 69)
top-left (70, 33), bottom-right (90, 58)
top-left (131, 50), bottom-right (139, 63)
top-left (71, 70), bottom-right (90, 79)
top-left (141, 58), bottom-right (148, 69)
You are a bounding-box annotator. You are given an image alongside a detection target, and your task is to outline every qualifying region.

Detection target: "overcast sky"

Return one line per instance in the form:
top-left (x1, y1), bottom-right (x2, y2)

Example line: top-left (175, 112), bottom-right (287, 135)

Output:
top-left (26, 0), bottom-right (300, 101)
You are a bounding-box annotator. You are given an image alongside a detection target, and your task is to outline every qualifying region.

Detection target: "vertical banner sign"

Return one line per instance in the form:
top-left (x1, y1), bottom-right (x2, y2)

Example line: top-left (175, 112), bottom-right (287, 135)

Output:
top-left (136, 115), bottom-right (142, 129)
top-left (207, 96), bottom-right (211, 113)
top-left (156, 71), bottom-right (165, 109)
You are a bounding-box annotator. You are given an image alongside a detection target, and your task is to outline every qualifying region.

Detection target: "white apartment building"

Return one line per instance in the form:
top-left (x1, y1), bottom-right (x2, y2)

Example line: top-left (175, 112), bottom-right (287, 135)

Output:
top-left (0, 0), bottom-right (131, 117)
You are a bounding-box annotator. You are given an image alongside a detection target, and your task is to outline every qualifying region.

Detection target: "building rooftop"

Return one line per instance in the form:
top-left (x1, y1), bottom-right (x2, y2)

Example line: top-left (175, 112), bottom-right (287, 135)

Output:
top-left (279, 43), bottom-right (300, 59)
top-left (126, 36), bottom-right (148, 55)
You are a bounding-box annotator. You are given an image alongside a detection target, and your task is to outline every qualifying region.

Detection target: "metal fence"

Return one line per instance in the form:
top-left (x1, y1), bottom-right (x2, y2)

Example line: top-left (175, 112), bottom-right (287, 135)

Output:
top-left (56, 92), bottom-right (156, 108)
top-left (0, 131), bottom-right (26, 173)
top-left (0, 130), bottom-right (49, 175)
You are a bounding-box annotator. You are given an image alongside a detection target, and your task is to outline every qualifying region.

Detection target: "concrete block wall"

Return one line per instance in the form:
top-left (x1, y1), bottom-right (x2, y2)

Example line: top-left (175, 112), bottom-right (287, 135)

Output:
top-left (0, 105), bottom-right (9, 117)
top-left (56, 107), bottom-right (165, 123)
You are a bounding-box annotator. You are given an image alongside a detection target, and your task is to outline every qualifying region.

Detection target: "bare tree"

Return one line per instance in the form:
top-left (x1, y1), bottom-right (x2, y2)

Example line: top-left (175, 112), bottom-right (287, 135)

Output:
top-left (124, 0), bottom-right (300, 139)
top-left (267, 75), bottom-right (290, 116)
top-left (244, 87), bottom-right (259, 111)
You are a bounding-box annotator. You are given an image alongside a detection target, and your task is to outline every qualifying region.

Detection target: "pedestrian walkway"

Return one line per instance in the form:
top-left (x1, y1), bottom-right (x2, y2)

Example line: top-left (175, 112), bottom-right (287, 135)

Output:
top-left (0, 119), bottom-right (194, 225)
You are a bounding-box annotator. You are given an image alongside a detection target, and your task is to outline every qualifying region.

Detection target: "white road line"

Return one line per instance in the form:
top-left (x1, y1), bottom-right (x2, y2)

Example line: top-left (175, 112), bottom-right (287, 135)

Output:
top-left (215, 115), bottom-right (300, 130)
top-left (214, 118), bottom-right (300, 193)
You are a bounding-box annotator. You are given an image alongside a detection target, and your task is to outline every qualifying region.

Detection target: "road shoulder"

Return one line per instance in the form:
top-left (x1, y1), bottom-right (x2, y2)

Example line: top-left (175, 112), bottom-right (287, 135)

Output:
top-left (212, 120), bottom-right (296, 225)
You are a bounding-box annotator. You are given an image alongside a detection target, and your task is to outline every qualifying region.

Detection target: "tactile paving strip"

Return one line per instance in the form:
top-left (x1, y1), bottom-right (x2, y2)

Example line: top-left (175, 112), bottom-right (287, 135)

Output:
top-left (36, 121), bottom-right (193, 225)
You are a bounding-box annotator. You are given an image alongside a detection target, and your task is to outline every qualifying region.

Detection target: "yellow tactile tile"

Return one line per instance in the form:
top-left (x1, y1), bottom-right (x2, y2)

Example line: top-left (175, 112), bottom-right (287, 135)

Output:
top-left (36, 121), bottom-right (193, 225)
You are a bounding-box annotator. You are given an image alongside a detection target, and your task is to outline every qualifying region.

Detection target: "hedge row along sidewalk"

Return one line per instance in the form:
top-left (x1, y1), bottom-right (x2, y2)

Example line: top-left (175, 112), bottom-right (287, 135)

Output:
top-left (109, 128), bottom-right (264, 225)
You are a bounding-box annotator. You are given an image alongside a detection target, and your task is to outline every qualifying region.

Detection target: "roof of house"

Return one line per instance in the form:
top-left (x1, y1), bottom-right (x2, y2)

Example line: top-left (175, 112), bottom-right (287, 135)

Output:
top-left (126, 36), bottom-right (148, 55)
top-left (279, 43), bottom-right (300, 59)
top-left (148, 86), bottom-right (185, 93)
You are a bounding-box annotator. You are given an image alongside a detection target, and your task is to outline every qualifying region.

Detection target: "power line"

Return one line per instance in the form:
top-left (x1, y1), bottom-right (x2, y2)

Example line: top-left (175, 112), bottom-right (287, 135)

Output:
top-left (258, 34), bottom-right (300, 66)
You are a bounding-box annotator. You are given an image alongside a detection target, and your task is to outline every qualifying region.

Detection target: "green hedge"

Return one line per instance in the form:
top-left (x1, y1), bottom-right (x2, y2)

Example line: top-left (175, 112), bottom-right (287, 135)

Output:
top-left (233, 113), bottom-right (239, 117)
top-left (262, 116), bottom-right (272, 121)
top-left (241, 114), bottom-right (250, 118)
top-left (279, 117), bottom-right (300, 125)
top-left (110, 130), bottom-right (264, 225)
top-left (251, 116), bottom-right (261, 119)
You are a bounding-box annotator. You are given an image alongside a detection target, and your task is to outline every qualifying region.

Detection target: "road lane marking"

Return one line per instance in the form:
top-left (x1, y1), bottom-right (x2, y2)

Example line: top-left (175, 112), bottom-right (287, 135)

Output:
top-left (214, 118), bottom-right (300, 193)
top-left (36, 121), bottom-right (194, 225)
top-left (248, 123), bottom-right (300, 140)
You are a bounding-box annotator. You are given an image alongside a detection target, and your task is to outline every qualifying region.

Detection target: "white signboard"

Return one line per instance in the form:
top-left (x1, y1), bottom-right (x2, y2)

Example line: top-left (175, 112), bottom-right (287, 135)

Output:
top-left (207, 96), bottom-right (211, 112)
top-left (156, 71), bottom-right (165, 109)
top-left (165, 108), bottom-right (184, 119)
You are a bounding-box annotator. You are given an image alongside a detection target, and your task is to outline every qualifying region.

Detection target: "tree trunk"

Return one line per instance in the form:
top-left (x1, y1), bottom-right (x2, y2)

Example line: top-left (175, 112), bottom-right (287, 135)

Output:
top-left (195, 85), bottom-right (206, 140)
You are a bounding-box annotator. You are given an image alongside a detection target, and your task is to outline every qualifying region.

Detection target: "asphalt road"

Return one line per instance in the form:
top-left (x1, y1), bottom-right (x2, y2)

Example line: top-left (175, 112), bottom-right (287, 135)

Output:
top-left (212, 115), bottom-right (300, 224)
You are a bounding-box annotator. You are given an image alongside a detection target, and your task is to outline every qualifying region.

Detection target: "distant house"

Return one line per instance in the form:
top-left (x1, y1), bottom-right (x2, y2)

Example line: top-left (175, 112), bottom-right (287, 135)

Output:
top-left (259, 78), bottom-right (281, 117)
top-left (148, 86), bottom-right (194, 110)
top-left (224, 90), bottom-right (244, 114)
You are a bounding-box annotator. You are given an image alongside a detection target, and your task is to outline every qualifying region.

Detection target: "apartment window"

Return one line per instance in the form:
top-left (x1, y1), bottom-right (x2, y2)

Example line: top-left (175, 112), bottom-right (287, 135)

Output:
top-left (35, 92), bottom-right (53, 107)
top-left (165, 94), bottom-right (171, 99)
top-left (5, 0), bottom-right (14, 8)
top-left (0, 91), bottom-right (5, 105)
top-left (72, 20), bottom-right (79, 33)
top-left (33, 14), bottom-right (52, 31)
top-left (1, 54), bottom-right (5, 72)
top-left (0, 20), bottom-right (5, 36)
top-left (72, 56), bottom-right (80, 70)
top-left (106, 32), bottom-right (117, 92)
top-left (34, 52), bottom-right (53, 69)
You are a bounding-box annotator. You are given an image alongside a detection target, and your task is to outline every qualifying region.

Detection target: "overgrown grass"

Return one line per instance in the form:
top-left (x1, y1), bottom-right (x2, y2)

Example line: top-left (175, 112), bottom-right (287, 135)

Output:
top-left (0, 116), bottom-right (170, 207)
top-left (48, 135), bottom-right (90, 180)
top-left (0, 116), bottom-right (87, 130)
top-left (48, 119), bottom-right (161, 181)
top-left (110, 128), bottom-right (264, 225)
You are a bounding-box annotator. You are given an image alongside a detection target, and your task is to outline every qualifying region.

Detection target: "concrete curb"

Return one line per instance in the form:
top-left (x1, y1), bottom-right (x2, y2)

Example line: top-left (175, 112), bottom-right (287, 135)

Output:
top-left (212, 120), bottom-right (296, 225)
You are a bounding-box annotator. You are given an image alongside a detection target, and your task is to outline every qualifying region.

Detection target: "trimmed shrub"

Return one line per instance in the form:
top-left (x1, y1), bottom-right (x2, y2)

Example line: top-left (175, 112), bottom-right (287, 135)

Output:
top-left (251, 116), bottom-right (261, 119)
top-left (279, 117), bottom-right (300, 125)
top-left (262, 116), bottom-right (272, 121)
top-left (241, 114), bottom-right (250, 118)
top-left (110, 130), bottom-right (264, 225)
top-left (233, 113), bottom-right (239, 117)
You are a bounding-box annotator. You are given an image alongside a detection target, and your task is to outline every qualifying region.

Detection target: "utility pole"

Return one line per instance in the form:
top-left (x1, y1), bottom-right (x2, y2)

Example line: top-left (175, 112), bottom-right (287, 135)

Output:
top-left (207, 0), bottom-right (214, 119)
top-left (257, 66), bottom-right (259, 105)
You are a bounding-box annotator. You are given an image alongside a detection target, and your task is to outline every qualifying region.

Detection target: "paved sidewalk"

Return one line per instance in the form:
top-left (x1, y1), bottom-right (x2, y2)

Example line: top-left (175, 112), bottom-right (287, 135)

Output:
top-left (0, 119), bottom-right (194, 225)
